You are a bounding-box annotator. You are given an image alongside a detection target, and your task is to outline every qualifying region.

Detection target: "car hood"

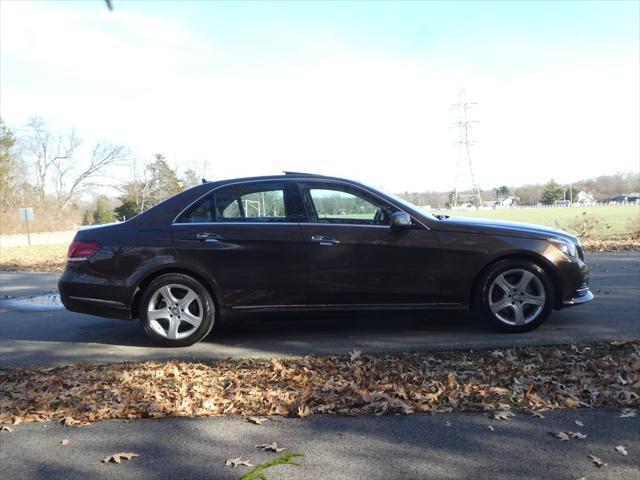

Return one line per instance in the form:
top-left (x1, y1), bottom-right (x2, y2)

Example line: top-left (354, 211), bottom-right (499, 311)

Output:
top-left (433, 216), bottom-right (579, 243)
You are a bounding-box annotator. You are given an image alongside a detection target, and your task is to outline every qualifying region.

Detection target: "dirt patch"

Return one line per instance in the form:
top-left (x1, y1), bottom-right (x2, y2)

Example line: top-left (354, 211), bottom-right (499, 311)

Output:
top-left (1, 341), bottom-right (637, 425)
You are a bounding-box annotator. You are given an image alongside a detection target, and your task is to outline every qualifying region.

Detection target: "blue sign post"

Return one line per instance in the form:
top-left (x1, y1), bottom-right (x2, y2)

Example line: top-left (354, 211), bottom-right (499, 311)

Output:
top-left (19, 207), bottom-right (34, 246)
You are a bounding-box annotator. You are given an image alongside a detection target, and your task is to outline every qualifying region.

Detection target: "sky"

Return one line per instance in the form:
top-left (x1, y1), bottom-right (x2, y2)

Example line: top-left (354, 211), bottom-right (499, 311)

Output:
top-left (1, 0), bottom-right (638, 194)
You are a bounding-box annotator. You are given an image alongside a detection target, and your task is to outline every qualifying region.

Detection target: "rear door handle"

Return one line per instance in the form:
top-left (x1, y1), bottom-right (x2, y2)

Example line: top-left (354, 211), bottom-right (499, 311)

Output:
top-left (311, 235), bottom-right (340, 246)
top-left (196, 232), bottom-right (222, 243)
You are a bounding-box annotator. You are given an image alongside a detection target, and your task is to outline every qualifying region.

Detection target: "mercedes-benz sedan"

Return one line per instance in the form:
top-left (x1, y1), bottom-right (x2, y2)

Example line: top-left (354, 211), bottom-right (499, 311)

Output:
top-left (59, 173), bottom-right (592, 346)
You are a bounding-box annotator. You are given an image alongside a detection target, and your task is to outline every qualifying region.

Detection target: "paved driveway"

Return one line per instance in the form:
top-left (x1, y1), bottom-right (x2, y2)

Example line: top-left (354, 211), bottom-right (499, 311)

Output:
top-left (0, 253), bottom-right (638, 367)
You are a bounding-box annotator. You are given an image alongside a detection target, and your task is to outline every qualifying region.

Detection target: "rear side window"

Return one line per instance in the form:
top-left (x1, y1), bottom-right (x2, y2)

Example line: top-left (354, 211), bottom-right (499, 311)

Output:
top-left (175, 182), bottom-right (292, 223)
top-left (216, 185), bottom-right (286, 222)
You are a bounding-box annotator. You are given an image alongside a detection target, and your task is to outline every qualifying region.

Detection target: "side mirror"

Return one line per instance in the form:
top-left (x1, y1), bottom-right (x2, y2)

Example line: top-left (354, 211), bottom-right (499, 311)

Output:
top-left (390, 211), bottom-right (412, 229)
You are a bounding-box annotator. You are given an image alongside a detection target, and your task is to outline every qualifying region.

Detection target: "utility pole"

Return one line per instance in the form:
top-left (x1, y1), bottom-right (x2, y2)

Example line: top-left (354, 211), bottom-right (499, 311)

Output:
top-left (451, 90), bottom-right (483, 208)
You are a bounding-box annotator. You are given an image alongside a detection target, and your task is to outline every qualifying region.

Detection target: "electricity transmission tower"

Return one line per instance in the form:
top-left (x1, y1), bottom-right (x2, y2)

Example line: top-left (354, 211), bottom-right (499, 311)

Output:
top-left (451, 90), bottom-right (483, 207)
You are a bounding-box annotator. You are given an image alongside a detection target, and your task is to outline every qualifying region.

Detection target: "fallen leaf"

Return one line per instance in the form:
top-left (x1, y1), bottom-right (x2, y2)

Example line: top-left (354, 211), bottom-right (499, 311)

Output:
top-left (246, 416), bottom-right (267, 425)
top-left (588, 454), bottom-right (607, 468)
top-left (60, 417), bottom-right (80, 427)
top-left (349, 349), bottom-right (362, 361)
top-left (619, 409), bottom-right (637, 418)
top-left (255, 442), bottom-right (287, 453)
top-left (493, 411), bottom-right (514, 421)
top-left (444, 421), bottom-right (452, 427)
top-left (487, 426), bottom-right (495, 431)
top-left (225, 457), bottom-right (254, 468)
top-left (563, 397), bottom-right (579, 408)
top-left (552, 431), bottom-right (570, 441)
top-left (575, 420), bottom-right (584, 427)
top-left (0, 426), bottom-right (13, 433)
top-left (102, 452), bottom-right (139, 464)
top-left (569, 432), bottom-right (588, 439)
top-left (529, 410), bottom-right (545, 419)
top-left (615, 445), bottom-right (628, 456)
top-left (61, 438), bottom-right (70, 445)
top-left (297, 405), bottom-right (311, 418)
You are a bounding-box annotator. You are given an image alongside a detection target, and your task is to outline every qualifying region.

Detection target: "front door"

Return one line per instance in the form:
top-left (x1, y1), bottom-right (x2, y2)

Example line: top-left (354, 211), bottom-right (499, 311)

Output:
top-left (298, 182), bottom-right (441, 306)
top-left (172, 181), bottom-right (307, 308)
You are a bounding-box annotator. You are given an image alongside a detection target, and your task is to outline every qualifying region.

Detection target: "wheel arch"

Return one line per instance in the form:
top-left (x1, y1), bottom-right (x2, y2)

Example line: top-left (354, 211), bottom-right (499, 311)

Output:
top-left (131, 265), bottom-right (220, 319)
top-left (469, 251), bottom-right (562, 309)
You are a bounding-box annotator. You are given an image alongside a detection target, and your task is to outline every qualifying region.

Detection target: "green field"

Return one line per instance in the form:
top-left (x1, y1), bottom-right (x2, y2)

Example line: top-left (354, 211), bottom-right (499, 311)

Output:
top-left (440, 205), bottom-right (639, 237)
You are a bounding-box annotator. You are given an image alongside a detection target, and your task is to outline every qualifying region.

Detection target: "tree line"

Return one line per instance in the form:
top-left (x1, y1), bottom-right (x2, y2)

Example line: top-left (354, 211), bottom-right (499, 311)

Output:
top-left (398, 173), bottom-right (639, 209)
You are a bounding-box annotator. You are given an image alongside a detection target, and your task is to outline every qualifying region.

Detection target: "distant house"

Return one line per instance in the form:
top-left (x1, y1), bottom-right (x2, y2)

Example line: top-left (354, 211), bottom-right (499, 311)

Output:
top-left (603, 193), bottom-right (640, 204)
top-left (575, 191), bottom-right (595, 206)
top-left (488, 196), bottom-right (519, 209)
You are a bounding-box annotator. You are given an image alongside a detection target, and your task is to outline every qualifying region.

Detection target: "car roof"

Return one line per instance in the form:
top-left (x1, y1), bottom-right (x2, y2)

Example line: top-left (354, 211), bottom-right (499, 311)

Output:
top-left (202, 172), bottom-right (356, 186)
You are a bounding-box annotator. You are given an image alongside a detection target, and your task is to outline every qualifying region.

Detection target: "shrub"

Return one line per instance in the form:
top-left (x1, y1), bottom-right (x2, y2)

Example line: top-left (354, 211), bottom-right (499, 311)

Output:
top-left (564, 212), bottom-right (611, 239)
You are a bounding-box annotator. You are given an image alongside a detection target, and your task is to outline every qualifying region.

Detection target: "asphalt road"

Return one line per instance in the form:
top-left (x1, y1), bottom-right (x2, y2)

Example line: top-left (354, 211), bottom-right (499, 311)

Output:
top-left (0, 253), bottom-right (638, 367)
top-left (1, 409), bottom-right (638, 479)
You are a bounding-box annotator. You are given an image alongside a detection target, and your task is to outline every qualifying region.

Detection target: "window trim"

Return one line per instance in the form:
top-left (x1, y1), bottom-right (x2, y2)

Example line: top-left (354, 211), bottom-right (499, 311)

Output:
top-left (172, 178), bottom-right (429, 229)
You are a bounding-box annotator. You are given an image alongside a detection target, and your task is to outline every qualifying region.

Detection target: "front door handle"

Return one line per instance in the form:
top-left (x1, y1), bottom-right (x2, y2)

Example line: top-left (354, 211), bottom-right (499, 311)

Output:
top-left (196, 232), bottom-right (222, 243)
top-left (311, 235), bottom-right (340, 246)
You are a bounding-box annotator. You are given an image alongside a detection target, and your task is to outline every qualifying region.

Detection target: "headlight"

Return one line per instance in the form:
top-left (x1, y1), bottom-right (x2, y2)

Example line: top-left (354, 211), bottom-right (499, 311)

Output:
top-left (549, 237), bottom-right (577, 257)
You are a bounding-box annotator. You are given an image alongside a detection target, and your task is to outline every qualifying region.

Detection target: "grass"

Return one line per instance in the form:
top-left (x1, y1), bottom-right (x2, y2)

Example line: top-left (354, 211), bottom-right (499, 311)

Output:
top-left (0, 243), bottom-right (67, 272)
top-left (444, 205), bottom-right (639, 237)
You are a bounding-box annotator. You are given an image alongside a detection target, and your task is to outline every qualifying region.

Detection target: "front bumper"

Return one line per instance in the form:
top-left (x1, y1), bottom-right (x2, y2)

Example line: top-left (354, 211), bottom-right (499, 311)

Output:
top-left (562, 283), bottom-right (594, 306)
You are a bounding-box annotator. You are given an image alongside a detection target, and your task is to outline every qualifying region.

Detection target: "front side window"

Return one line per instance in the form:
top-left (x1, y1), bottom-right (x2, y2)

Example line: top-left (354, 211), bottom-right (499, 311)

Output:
top-left (304, 185), bottom-right (393, 225)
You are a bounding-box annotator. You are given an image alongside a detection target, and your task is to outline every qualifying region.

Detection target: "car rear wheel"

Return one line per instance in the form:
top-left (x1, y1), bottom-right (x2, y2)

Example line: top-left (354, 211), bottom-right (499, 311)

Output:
top-left (476, 259), bottom-right (554, 332)
top-left (140, 273), bottom-right (215, 346)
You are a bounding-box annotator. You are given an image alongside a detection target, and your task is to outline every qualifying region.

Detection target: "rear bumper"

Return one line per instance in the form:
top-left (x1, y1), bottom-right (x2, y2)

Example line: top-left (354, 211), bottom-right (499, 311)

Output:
top-left (59, 280), bottom-right (133, 320)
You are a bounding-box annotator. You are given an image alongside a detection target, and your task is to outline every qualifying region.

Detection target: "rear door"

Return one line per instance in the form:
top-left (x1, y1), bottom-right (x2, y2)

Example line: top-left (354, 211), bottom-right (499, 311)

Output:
top-left (298, 181), bottom-right (441, 306)
top-left (172, 180), bottom-right (307, 308)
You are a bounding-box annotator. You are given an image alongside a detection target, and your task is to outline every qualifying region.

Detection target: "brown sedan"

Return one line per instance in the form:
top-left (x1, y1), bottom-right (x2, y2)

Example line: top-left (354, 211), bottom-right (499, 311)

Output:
top-left (59, 172), bottom-right (592, 346)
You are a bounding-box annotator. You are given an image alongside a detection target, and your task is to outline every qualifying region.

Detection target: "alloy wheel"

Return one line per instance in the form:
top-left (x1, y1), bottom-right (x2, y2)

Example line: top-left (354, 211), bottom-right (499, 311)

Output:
top-left (146, 284), bottom-right (203, 340)
top-left (488, 269), bottom-right (546, 326)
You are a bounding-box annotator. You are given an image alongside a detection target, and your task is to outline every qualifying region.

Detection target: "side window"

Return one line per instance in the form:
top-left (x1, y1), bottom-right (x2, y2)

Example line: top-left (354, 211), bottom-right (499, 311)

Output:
top-left (215, 183), bottom-right (288, 222)
top-left (305, 186), bottom-right (392, 225)
top-left (176, 197), bottom-right (214, 223)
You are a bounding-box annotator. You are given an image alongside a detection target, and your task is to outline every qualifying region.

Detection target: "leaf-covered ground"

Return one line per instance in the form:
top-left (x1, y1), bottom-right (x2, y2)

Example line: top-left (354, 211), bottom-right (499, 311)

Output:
top-left (0, 342), bottom-right (638, 425)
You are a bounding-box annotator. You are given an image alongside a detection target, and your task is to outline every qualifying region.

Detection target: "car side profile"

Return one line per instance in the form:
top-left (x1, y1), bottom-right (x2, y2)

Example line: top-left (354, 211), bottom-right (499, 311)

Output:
top-left (59, 173), bottom-right (593, 346)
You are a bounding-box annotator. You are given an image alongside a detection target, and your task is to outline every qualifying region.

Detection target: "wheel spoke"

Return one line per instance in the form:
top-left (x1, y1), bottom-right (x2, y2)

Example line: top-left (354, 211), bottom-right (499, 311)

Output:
top-left (159, 286), bottom-right (178, 305)
top-left (181, 310), bottom-right (202, 328)
top-left (148, 308), bottom-right (169, 322)
top-left (494, 275), bottom-right (513, 294)
top-left (490, 297), bottom-right (512, 314)
top-left (167, 317), bottom-right (181, 339)
top-left (523, 294), bottom-right (545, 306)
top-left (513, 304), bottom-right (526, 325)
top-left (516, 271), bottom-right (534, 291)
top-left (179, 290), bottom-right (198, 310)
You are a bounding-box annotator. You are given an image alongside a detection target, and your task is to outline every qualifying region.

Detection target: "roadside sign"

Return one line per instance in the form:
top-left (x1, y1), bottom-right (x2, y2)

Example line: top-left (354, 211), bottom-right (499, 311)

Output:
top-left (19, 207), bottom-right (34, 221)
top-left (19, 207), bottom-right (34, 245)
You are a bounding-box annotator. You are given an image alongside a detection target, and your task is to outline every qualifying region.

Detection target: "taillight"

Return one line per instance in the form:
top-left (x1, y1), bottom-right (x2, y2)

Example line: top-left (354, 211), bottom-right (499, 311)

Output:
top-left (67, 240), bottom-right (101, 262)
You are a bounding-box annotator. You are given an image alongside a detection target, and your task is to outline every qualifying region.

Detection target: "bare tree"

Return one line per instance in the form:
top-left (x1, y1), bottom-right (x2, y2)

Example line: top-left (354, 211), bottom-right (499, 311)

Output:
top-left (22, 117), bottom-right (129, 211)
top-left (23, 117), bottom-right (81, 204)
top-left (57, 141), bottom-right (129, 210)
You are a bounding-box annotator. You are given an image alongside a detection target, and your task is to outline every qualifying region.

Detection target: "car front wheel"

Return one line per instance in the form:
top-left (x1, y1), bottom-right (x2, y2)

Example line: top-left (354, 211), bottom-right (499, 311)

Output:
top-left (139, 273), bottom-right (215, 346)
top-left (477, 259), bottom-right (555, 332)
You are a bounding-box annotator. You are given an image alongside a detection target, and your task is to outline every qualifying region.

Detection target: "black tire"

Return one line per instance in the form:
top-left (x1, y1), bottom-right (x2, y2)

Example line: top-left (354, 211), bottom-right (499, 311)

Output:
top-left (475, 259), bottom-right (555, 333)
top-left (139, 273), bottom-right (215, 347)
